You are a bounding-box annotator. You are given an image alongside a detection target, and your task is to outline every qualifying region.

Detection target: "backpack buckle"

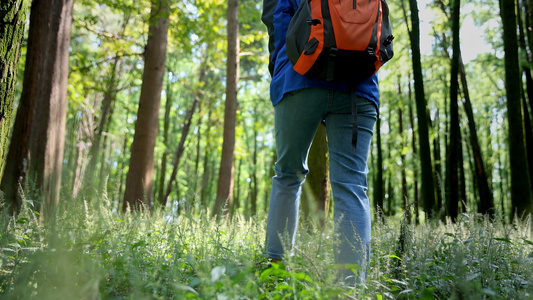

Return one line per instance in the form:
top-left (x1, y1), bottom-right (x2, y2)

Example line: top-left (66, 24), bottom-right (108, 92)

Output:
top-left (306, 18), bottom-right (322, 26)
top-left (384, 35), bottom-right (394, 46)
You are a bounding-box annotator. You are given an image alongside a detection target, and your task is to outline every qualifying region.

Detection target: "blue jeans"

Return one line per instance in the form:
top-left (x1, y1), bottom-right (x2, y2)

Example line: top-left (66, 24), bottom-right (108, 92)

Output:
top-left (264, 87), bottom-right (377, 283)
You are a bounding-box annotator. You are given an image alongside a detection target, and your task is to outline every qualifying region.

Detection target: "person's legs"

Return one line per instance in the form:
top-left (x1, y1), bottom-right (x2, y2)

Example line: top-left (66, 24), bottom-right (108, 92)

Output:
top-left (264, 88), bottom-right (328, 260)
top-left (325, 92), bottom-right (377, 284)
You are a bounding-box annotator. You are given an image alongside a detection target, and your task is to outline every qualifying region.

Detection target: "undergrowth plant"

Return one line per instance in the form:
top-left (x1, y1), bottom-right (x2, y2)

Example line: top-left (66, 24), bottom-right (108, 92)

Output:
top-left (1, 190), bottom-right (532, 299)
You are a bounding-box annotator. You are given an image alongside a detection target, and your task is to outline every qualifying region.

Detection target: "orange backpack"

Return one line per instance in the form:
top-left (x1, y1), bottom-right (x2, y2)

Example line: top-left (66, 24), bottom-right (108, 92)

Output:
top-left (286, 0), bottom-right (394, 152)
top-left (286, 0), bottom-right (394, 83)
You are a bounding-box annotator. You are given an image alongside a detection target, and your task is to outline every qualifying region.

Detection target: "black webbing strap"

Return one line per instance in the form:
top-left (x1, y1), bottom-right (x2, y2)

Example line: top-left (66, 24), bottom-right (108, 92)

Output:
top-left (327, 48), bottom-right (338, 81)
top-left (350, 83), bottom-right (358, 153)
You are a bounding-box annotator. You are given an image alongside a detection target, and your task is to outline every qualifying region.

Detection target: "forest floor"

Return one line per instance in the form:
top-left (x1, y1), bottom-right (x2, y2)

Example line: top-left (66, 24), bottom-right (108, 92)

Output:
top-left (1, 196), bottom-right (532, 299)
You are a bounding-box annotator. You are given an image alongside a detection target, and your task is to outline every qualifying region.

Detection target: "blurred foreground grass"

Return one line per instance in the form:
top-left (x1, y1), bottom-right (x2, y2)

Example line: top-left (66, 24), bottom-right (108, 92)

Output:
top-left (1, 195), bottom-right (532, 299)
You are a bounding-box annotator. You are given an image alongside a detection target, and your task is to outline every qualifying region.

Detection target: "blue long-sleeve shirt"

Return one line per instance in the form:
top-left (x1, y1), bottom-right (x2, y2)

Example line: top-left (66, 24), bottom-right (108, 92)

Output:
top-left (262, 0), bottom-right (380, 107)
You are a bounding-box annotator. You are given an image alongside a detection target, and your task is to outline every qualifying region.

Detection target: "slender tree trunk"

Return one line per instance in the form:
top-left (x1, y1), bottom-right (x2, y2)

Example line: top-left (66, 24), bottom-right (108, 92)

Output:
top-left (0, 0), bottom-right (27, 186)
top-left (157, 75), bottom-right (173, 206)
top-left (201, 108), bottom-right (213, 209)
top-left (432, 110), bottom-right (444, 221)
top-left (497, 128), bottom-right (507, 219)
top-left (458, 59), bottom-right (494, 215)
top-left (87, 57), bottom-right (120, 194)
top-left (251, 111), bottom-right (259, 216)
top-left (123, 0), bottom-right (170, 211)
top-left (408, 80), bottom-right (420, 224)
top-left (399, 105), bottom-right (409, 222)
top-left (233, 158), bottom-right (242, 216)
top-left (445, 0), bottom-right (461, 222)
top-left (436, 1), bottom-right (495, 216)
top-left (407, 0), bottom-right (437, 216)
top-left (523, 0), bottom-right (533, 125)
top-left (162, 96), bottom-right (199, 208)
top-left (72, 102), bottom-right (93, 198)
top-left (374, 112), bottom-right (384, 215)
top-left (387, 107), bottom-right (395, 216)
top-left (522, 92), bottom-right (533, 191)
top-left (213, 0), bottom-right (239, 217)
top-left (500, 0), bottom-right (533, 217)
top-left (387, 169), bottom-right (394, 215)
top-left (301, 125), bottom-right (329, 225)
top-left (193, 108), bottom-right (203, 197)
top-left (459, 127), bottom-right (467, 213)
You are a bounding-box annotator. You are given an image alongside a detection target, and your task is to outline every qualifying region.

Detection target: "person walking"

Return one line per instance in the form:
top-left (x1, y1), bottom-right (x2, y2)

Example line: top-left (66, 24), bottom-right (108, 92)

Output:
top-left (261, 0), bottom-right (380, 285)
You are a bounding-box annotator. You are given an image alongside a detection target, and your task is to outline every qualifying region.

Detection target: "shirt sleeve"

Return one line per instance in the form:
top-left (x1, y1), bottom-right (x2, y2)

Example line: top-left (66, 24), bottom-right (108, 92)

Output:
top-left (262, 0), bottom-right (299, 76)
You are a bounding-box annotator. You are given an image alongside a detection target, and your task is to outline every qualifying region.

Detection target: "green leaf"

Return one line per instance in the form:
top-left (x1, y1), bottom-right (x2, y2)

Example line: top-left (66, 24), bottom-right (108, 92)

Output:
top-left (522, 239), bottom-right (533, 246)
top-left (211, 265), bottom-right (226, 283)
top-left (493, 238), bottom-right (512, 244)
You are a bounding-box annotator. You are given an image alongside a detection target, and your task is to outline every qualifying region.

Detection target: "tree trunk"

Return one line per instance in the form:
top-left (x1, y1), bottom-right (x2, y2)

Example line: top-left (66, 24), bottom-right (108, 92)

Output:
top-left (522, 91), bottom-right (533, 191)
top-left (374, 111), bottom-right (384, 215)
top-left (233, 158), bottom-right (242, 216)
top-left (193, 106), bottom-right (203, 198)
top-left (301, 125), bottom-right (329, 225)
top-left (517, 0), bottom-right (533, 203)
top-left (0, 0), bottom-right (27, 186)
top-left (386, 107), bottom-right (395, 216)
top-left (407, 0), bottom-right (437, 216)
top-left (445, 0), bottom-right (461, 222)
top-left (72, 102), bottom-right (93, 198)
top-left (213, 0), bottom-right (239, 217)
top-left (408, 79), bottom-right (420, 224)
top-left (432, 110), bottom-right (444, 221)
top-left (458, 59), bottom-right (494, 215)
top-left (2, 0), bottom-right (74, 218)
top-left (122, 0), bottom-right (170, 211)
top-left (500, 0), bottom-right (533, 217)
top-left (162, 96), bottom-right (199, 208)
top-left (201, 108), bottom-right (213, 209)
top-left (250, 110), bottom-right (259, 216)
top-left (523, 0), bottom-right (533, 126)
top-left (87, 56), bottom-right (120, 194)
top-left (156, 74), bottom-right (173, 206)
top-left (399, 105), bottom-right (409, 222)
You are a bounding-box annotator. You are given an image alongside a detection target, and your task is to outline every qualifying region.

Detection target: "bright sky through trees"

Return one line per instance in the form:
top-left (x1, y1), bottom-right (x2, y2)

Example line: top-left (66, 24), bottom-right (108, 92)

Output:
top-left (418, 0), bottom-right (494, 63)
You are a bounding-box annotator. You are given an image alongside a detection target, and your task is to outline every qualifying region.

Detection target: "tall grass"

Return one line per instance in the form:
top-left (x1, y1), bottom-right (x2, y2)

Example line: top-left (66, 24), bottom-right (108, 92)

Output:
top-left (1, 191), bottom-right (532, 299)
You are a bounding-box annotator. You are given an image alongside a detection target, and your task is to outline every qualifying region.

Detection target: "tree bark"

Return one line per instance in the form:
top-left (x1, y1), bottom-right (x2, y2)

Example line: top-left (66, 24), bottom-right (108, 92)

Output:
top-left (0, 0), bottom-right (27, 186)
top-left (213, 0), bottom-right (239, 217)
top-left (123, 0), bottom-right (170, 211)
top-left (518, 0), bottom-right (533, 192)
top-left (407, 0), bottom-right (437, 216)
top-left (2, 0), bottom-right (74, 218)
top-left (445, 0), bottom-right (461, 222)
top-left (458, 59), bottom-right (494, 215)
top-left (399, 105), bottom-right (409, 222)
top-left (500, 0), bottom-right (533, 217)
top-left (301, 125), bottom-right (329, 225)
top-left (408, 79), bottom-right (420, 224)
